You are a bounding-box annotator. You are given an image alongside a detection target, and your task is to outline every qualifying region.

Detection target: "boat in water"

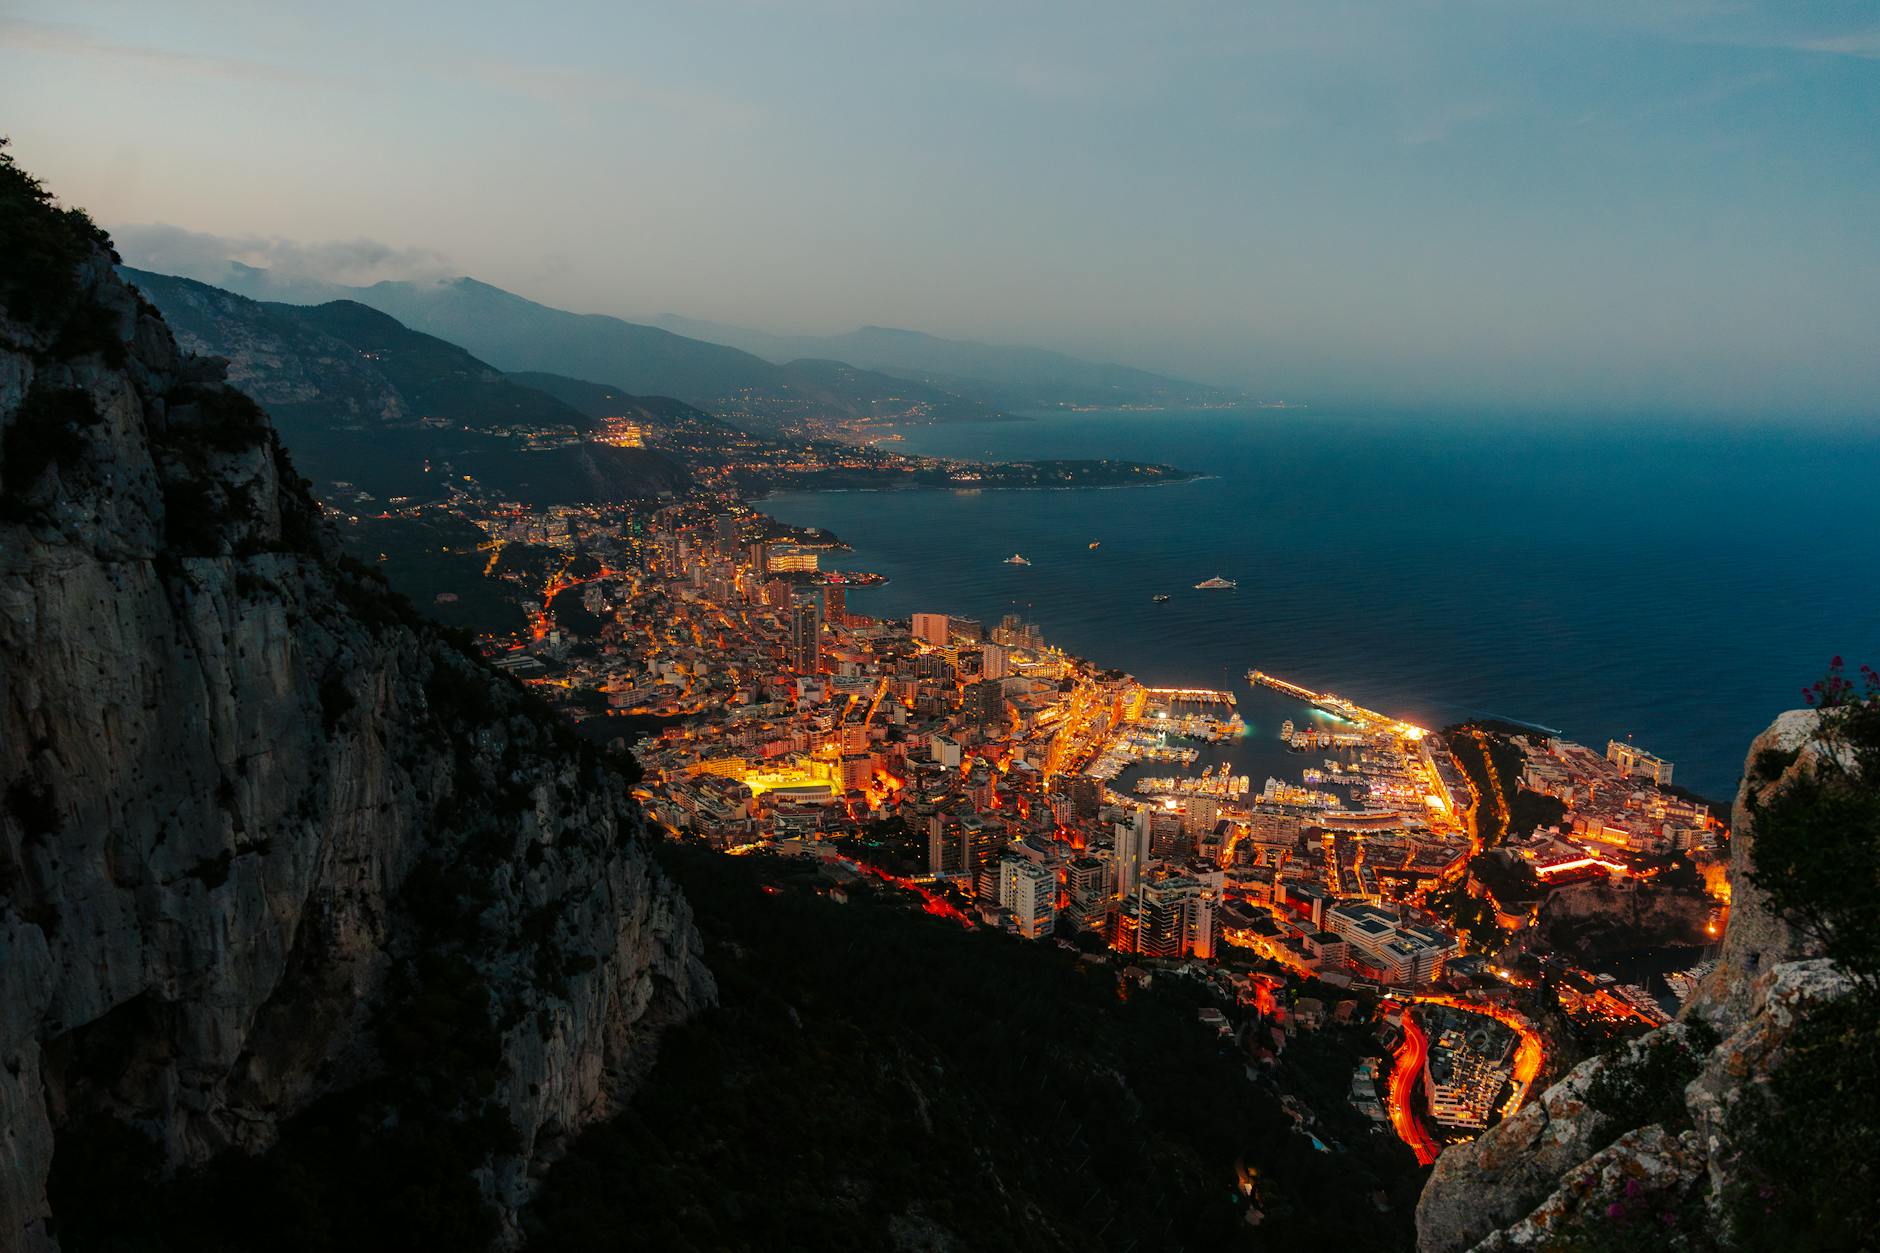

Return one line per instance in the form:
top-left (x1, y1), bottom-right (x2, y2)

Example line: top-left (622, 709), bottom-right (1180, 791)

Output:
top-left (1003, 553), bottom-right (1031, 566)
top-left (1194, 575), bottom-right (1237, 590)
top-left (1152, 593), bottom-right (1171, 603)
top-left (1089, 540), bottom-right (1101, 550)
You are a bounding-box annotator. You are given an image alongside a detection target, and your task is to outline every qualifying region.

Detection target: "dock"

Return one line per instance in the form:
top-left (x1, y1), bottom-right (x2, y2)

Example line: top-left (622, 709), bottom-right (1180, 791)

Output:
top-left (1144, 686), bottom-right (1236, 707)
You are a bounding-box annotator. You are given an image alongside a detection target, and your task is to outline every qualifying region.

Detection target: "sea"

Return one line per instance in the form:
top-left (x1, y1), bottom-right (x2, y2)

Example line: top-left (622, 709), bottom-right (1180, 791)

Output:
top-left (762, 407), bottom-right (1880, 801)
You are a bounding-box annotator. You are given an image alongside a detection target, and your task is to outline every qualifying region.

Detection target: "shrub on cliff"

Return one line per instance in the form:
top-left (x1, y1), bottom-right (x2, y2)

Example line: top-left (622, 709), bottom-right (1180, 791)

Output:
top-left (0, 137), bottom-right (112, 329)
top-left (1723, 659), bottom-right (1880, 1249)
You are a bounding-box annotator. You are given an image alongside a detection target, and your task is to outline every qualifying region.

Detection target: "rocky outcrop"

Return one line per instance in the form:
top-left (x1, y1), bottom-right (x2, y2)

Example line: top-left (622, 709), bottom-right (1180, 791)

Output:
top-left (1, 228), bottom-right (711, 1247)
top-left (1415, 713), bottom-right (1844, 1252)
top-left (1537, 875), bottom-right (1711, 959)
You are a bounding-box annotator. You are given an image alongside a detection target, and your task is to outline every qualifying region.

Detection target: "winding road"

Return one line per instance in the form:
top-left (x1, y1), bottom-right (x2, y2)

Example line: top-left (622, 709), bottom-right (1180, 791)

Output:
top-left (1389, 1009), bottom-right (1441, 1166)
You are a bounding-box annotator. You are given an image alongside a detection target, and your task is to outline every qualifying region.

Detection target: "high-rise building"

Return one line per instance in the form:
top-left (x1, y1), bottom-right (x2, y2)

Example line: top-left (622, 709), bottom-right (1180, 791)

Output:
top-left (788, 596), bottom-right (822, 674)
top-left (980, 641), bottom-right (1009, 680)
top-left (965, 678), bottom-right (1005, 730)
top-left (712, 512), bottom-right (739, 553)
top-left (1061, 855), bottom-right (1110, 933)
top-left (959, 812), bottom-right (1005, 878)
top-left (1149, 808), bottom-right (1189, 861)
top-left (912, 612), bottom-right (950, 646)
top-left (1121, 875), bottom-right (1194, 958)
top-left (1114, 874), bottom-right (1213, 959)
top-left (1187, 885), bottom-right (1218, 960)
top-left (998, 856), bottom-right (1058, 939)
top-left (948, 617), bottom-right (984, 644)
top-left (1183, 795), bottom-right (1221, 835)
top-left (823, 584), bottom-right (846, 626)
top-left (839, 753), bottom-right (875, 791)
top-left (1115, 807), bottom-right (1153, 897)
top-left (927, 809), bottom-right (964, 875)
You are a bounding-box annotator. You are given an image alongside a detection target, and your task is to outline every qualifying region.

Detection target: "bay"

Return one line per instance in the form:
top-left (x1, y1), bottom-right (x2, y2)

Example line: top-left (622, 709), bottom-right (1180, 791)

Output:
top-left (762, 408), bottom-right (1880, 799)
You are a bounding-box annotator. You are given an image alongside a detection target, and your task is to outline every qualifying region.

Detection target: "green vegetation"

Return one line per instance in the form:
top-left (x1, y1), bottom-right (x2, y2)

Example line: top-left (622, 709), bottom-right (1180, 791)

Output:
top-left (1552, 661), bottom-right (1880, 1251)
top-left (1722, 659), bottom-right (1880, 1249)
top-left (1583, 1021), bottom-right (1718, 1145)
top-left (0, 136), bottom-right (112, 329)
top-left (527, 846), bottom-right (1419, 1252)
top-left (1444, 723), bottom-right (1569, 845)
top-left (1424, 880), bottom-right (1505, 952)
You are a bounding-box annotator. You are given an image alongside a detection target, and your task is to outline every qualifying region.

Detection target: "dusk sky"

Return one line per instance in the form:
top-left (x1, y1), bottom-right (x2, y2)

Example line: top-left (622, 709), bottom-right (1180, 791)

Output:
top-left (4, 1), bottom-right (1877, 416)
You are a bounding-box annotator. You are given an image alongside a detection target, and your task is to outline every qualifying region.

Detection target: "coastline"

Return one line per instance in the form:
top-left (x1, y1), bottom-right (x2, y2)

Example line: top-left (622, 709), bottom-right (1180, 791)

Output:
top-left (745, 470), bottom-right (1213, 503)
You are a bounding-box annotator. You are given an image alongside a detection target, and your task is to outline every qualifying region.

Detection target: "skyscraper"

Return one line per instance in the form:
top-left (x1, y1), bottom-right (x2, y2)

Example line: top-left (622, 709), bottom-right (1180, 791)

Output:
top-left (789, 595), bottom-right (822, 674)
top-left (1115, 807), bottom-right (1153, 897)
top-left (823, 584), bottom-right (846, 626)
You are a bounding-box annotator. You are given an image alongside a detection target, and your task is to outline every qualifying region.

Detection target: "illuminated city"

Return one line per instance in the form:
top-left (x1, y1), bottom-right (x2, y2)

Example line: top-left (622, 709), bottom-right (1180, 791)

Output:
top-left (353, 470), bottom-right (1736, 1171)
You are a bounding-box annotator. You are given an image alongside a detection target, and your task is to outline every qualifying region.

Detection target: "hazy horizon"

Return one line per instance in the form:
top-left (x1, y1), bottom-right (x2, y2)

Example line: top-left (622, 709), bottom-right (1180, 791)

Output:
top-left (5, 1), bottom-right (1878, 417)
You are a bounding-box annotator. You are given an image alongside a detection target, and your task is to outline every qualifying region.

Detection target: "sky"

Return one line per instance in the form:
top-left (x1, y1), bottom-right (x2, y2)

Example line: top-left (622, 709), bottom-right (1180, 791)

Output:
top-left (3, 0), bottom-right (1878, 416)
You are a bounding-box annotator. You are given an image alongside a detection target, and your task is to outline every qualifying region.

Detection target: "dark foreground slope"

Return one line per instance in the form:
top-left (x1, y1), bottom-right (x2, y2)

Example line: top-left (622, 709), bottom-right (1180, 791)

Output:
top-left (529, 849), bottom-right (1421, 1253)
top-left (0, 147), bottom-right (711, 1252)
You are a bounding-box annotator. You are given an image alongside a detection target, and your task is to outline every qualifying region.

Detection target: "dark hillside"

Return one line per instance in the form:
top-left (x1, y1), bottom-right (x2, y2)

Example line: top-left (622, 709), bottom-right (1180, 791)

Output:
top-left (529, 847), bottom-right (1422, 1252)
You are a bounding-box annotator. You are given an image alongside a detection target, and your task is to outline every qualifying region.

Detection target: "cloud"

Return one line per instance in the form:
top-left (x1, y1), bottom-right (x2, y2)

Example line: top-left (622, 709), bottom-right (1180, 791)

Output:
top-left (113, 223), bottom-right (455, 287)
top-left (0, 15), bottom-right (341, 87)
top-left (1782, 27), bottom-right (1880, 59)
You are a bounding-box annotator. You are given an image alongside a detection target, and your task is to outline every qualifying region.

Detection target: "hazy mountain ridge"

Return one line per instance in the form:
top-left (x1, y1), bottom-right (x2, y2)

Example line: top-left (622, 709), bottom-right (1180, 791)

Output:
top-left (116, 260), bottom-right (1007, 433)
top-left (653, 313), bottom-right (1248, 410)
top-left (122, 269), bottom-right (691, 506)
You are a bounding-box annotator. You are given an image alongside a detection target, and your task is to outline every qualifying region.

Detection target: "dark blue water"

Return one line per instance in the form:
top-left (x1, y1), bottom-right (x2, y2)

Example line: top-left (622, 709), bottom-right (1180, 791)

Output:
top-left (763, 409), bottom-right (1880, 799)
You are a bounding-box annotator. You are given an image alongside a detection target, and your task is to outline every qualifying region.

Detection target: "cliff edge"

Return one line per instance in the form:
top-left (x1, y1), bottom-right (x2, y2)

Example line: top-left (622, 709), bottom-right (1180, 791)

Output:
top-left (0, 149), bottom-right (712, 1251)
top-left (1415, 710), bottom-right (1849, 1251)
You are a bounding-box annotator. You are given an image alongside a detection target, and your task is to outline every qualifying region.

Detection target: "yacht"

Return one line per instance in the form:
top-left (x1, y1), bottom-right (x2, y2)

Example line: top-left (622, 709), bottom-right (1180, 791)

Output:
top-left (1003, 553), bottom-right (1031, 566)
top-left (1152, 593), bottom-right (1171, 603)
top-left (1089, 540), bottom-right (1101, 550)
top-left (1194, 575), bottom-right (1237, 590)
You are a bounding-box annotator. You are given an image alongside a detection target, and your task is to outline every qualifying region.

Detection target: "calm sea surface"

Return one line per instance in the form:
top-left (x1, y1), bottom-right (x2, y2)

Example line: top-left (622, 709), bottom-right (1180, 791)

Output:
top-left (762, 408), bottom-right (1880, 799)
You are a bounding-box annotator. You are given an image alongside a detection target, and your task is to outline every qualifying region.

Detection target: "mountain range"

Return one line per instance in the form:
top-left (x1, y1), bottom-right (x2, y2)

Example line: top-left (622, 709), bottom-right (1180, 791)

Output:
top-left (123, 269), bottom-right (691, 506)
top-left (651, 313), bottom-right (1245, 411)
top-left (107, 252), bottom-right (1243, 428)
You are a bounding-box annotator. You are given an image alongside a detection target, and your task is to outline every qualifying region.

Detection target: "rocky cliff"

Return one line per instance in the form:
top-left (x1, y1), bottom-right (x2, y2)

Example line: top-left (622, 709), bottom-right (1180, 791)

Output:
top-left (0, 159), bottom-right (712, 1251)
top-left (1415, 711), bottom-right (1845, 1251)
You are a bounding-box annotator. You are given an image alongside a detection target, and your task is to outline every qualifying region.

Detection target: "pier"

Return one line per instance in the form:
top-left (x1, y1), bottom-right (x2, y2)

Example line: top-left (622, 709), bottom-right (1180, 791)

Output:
top-left (1248, 670), bottom-right (1319, 702)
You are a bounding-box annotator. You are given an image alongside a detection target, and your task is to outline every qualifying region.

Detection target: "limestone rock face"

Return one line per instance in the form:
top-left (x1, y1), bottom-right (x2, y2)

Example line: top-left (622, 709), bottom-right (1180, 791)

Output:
top-left (1, 250), bottom-right (712, 1251)
top-left (1414, 713), bottom-right (1847, 1253)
